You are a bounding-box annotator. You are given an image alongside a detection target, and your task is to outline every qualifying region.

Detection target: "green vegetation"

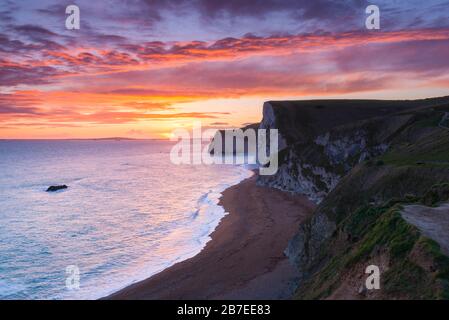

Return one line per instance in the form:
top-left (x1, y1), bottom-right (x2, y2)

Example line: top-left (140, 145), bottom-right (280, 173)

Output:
top-left (380, 128), bottom-right (449, 167)
top-left (349, 207), bottom-right (418, 264)
top-left (273, 99), bottom-right (449, 299)
top-left (296, 183), bottom-right (449, 300)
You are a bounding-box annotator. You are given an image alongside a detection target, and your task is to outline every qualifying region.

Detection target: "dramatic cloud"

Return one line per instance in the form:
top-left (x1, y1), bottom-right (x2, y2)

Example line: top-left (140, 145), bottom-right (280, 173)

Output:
top-left (123, 29), bottom-right (449, 63)
top-left (1, 1), bottom-right (449, 138)
top-left (0, 105), bottom-right (40, 115)
top-left (14, 24), bottom-right (58, 37)
top-left (193, 0), bottom-right (365, 21)
top-left (0, 59), bottom-right (68, 87)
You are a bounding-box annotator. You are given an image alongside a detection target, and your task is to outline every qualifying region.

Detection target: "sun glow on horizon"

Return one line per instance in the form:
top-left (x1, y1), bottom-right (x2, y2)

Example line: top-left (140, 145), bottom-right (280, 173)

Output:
top-left (1, 2), bottom-right (449, 139)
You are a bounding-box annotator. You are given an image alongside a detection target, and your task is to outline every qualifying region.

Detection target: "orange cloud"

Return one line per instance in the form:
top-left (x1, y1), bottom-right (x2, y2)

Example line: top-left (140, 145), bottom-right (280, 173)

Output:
top-left (2, 28), bottom-right (449, 138)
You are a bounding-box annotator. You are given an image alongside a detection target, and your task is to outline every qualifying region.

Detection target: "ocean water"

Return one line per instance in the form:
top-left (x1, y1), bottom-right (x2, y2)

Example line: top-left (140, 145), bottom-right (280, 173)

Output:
top-left (0, 140), bottom-right (253, 300)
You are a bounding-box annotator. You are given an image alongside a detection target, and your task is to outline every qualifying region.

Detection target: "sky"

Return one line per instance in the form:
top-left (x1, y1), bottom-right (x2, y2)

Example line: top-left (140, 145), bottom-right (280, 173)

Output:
top-left (1, 0), bottom-right (449, 139)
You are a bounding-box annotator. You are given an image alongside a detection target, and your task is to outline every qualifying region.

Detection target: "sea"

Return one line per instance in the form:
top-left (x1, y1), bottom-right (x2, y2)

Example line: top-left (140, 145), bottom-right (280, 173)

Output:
top-left (0, 140), bottom-right (253, 299)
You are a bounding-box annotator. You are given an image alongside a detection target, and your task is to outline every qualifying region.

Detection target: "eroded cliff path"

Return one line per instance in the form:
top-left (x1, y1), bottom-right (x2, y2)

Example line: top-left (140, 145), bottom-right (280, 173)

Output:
top-left (401, 203), bottom-right (449, 255)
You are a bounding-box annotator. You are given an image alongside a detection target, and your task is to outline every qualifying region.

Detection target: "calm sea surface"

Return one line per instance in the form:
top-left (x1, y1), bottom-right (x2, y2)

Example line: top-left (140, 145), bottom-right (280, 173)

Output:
top-left (0, 140), bottom-right (252, 299)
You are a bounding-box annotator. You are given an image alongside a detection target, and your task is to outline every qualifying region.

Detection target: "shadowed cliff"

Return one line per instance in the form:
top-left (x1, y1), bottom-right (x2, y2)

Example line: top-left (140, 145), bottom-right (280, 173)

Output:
top-left (257, 96), bottom-right (449, 299)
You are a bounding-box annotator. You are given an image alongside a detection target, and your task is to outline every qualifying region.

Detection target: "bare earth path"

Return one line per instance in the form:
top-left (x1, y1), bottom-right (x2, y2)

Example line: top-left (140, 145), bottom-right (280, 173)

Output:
top-left (401, 203), bottom-right (449, 255)
top-left (107, 174), bottom-right (315, 300)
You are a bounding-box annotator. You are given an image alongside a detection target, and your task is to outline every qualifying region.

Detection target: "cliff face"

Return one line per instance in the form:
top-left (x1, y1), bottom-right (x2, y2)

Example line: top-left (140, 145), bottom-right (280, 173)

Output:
top-left (257, 100), bottom-right (417, 202)
top-left (258, 97), bottom-right (449, 299)
top-left (208, 123), bottom-right (259, 155)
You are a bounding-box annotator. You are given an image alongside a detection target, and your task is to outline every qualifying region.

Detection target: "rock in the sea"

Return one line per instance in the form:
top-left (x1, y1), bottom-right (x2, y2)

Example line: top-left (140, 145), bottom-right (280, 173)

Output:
top-left (46, 185), bottom-right (68, 192)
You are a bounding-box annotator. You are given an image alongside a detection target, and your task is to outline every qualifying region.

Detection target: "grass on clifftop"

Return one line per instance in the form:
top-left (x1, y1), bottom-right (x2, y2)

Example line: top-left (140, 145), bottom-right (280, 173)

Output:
top-left (296, 184), bottom-right (449, 300)
top-left (379, 120), bottom-right (449, 167)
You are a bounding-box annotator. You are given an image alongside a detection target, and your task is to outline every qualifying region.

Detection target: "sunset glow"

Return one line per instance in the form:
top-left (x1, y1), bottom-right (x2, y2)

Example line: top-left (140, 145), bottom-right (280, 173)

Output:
top-left (1, 1), bottom-right (449, 138)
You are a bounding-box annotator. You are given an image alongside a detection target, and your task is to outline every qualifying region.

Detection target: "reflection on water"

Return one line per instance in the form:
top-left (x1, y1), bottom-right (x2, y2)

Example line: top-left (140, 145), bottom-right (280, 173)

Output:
top-left (0, 140), bottom-right (252, 299)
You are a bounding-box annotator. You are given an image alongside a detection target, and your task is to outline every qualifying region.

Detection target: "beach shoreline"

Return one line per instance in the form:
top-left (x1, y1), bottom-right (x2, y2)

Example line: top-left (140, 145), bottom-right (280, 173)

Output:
top-left (105, 172), bottom-right (315, 300)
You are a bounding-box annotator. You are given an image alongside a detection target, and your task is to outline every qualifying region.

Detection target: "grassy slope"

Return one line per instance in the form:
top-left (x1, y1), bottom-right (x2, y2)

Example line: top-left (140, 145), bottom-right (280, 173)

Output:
top-left (297, 191), bottom-right (449, 299)
top-left (379, 105), bottom-right (449, 167)
top-left (294, 103), bottom-right (449, 299)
